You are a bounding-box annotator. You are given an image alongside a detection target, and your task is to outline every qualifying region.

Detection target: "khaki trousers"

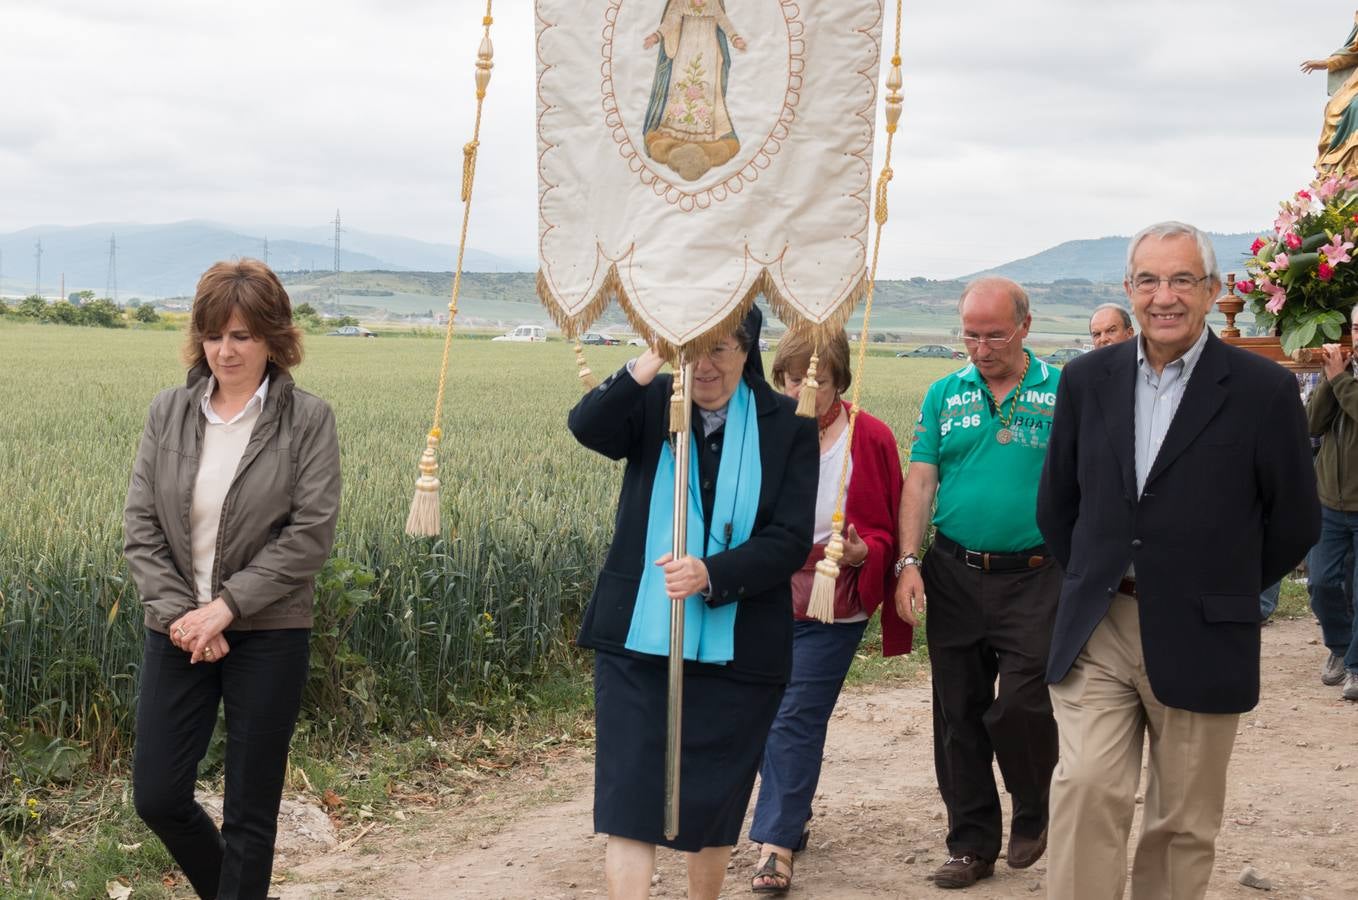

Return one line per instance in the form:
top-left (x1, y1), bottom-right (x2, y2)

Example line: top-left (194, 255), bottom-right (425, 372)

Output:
top-left (1047, 593), bottom-right (1240, 900)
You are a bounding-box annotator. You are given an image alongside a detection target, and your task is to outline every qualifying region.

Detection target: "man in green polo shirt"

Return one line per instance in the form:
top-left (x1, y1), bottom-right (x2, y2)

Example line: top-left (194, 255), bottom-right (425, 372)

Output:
top-left (893, 276), bottom-right (1062, 890)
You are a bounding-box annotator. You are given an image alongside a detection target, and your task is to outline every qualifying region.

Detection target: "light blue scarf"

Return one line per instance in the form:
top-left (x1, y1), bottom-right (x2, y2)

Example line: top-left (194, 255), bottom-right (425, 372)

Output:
top-left (625, 379), bottom-right (761, 663)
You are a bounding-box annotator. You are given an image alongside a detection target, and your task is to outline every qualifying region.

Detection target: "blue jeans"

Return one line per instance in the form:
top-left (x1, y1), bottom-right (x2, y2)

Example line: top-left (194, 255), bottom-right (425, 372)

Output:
top-left (1260, 581), bottom-right (1281, 619)
top-left (750, 618), bottom-right (867, 849)
top-left (1309, 505), bottom-right (1358, 673)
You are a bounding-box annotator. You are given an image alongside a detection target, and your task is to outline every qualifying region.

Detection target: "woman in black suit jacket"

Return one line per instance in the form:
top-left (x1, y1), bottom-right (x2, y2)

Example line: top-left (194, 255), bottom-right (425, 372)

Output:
top-left (568, 305), bottom-right (816, 899)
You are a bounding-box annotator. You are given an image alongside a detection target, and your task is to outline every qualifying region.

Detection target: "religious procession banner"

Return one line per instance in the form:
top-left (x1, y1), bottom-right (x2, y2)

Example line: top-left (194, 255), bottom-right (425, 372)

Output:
top-left (537, 0), bottom-right (886, 352)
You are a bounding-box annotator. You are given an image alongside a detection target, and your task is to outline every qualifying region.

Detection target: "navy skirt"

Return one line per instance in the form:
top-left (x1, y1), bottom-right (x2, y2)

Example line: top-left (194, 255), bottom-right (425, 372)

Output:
top-left (593, 650), bottom-right (784, 852)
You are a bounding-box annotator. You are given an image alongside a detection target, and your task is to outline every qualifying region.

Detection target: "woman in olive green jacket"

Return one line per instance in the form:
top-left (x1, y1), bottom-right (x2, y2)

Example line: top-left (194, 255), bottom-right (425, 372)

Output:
top-left (122, 259), bottom-right (340, 900)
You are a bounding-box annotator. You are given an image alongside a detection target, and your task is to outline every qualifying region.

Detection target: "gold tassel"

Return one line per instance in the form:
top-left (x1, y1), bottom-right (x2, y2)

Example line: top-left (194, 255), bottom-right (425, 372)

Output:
top-left (574, 340), bottom-right (598, 390)
top-left (669, 372), bottom-right (686, 434)
top-left (796, 352), bottom-right (820, 418)
top-left (808, 512), bottom-right (844, 623)
top-left (404, 431), bottom-right (441, 537)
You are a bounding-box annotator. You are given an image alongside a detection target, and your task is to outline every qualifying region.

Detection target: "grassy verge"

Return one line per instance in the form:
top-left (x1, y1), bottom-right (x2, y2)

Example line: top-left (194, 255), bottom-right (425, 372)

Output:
top-left (2, 663), bottom-right (595, 898)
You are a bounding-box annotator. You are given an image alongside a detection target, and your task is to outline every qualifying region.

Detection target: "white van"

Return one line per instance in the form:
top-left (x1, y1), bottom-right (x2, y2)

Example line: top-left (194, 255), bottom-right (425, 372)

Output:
top-left (491, 325), bottom-right (547, 342)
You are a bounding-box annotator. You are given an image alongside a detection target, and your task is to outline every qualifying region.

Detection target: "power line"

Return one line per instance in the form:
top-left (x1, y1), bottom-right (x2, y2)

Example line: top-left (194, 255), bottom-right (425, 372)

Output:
top-left (105, 233), bottom-right (118, 303)
top-left (332, 209), bottom-right (342, 274)
top-left (34, 239), bottom-right (42, 299)
top-left (263, 235), bottom-right (269, 267)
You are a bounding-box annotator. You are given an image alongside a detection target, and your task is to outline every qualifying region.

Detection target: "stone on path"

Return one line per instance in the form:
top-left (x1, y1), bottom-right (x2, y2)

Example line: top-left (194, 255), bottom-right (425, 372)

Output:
top-left (1239, 866), bottom-right (1273, 891)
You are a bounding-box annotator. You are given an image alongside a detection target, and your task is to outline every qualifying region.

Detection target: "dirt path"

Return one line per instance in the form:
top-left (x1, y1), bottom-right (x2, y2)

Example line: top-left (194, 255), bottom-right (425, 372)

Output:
top-left (275, 617), bottom-right (1357, 899)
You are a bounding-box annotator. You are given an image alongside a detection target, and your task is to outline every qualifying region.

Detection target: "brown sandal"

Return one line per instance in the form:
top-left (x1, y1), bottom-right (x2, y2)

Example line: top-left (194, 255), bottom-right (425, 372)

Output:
top-left (751, 851), bottom-right (793, 894)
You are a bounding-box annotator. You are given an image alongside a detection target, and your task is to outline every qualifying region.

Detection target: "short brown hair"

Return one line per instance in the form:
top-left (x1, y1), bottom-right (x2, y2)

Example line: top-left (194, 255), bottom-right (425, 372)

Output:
top-left (771, 328), bottom-right (852, 394)
top-left (184, 259), bottom-right (303, 371)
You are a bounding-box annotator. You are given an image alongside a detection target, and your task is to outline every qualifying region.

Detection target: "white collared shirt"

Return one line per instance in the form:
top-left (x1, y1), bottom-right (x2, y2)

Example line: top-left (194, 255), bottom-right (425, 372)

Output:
top-left (191, 375), bottom-right (270, 604)
top-left (1134, 326), bottom-right (1209, 495)
top-left (201, 375), bottom-right (270, 424)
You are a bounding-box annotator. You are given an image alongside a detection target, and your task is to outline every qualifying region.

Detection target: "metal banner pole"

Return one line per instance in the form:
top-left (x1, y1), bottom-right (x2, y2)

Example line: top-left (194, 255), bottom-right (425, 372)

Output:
top-left (664, 358), bottom-right (693, 841)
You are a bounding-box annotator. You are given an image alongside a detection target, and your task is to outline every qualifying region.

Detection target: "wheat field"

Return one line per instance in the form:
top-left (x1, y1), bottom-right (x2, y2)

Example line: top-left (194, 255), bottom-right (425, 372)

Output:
top-left (0, 320), bottom-right (954, 757)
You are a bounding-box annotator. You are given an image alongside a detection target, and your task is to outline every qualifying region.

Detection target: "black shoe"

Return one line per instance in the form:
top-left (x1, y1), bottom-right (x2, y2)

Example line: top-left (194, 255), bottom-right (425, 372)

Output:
top-left (1006, 827), bottom-right (1047, 868)
top-left (1323, 652), bottom-right (1346, 686)
top-left (934, 855), bottom-right (994, 889)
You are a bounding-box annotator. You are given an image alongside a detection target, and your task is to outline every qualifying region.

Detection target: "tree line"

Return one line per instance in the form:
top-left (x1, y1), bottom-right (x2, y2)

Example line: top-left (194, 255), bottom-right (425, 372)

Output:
top-left (0, 291), bottom-right (160, 328)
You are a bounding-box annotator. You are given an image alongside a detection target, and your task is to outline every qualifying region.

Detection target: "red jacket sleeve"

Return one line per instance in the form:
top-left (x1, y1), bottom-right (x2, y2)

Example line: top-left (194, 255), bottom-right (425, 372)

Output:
top-left (843, 407), bottom-right (913, 656)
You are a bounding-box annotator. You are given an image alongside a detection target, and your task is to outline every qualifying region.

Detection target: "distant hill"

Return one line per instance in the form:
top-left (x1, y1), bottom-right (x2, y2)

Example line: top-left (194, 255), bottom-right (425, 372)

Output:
top-left (1, 222), bottom-right (1264, 327)
top-left (963, 232), bottom-right (1262, 283)
top-left (0, 221), bottom-right (529, 299)
top-left (275, 270), bottom-right (1133, 338)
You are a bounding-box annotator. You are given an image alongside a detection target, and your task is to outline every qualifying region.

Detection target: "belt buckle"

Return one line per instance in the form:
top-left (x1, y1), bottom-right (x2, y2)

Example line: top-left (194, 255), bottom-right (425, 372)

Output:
top-left (964, 549), bottom-right (987, 570)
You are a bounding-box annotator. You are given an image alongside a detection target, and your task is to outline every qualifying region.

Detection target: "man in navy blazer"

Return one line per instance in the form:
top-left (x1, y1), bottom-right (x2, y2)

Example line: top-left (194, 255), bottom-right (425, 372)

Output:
top-left (1036, 221), bottom-right (1319, 900)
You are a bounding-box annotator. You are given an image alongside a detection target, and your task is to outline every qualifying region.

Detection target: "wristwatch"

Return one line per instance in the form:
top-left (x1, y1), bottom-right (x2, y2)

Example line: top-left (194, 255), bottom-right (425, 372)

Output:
top-left (894, 553), bottom-right (921, 577)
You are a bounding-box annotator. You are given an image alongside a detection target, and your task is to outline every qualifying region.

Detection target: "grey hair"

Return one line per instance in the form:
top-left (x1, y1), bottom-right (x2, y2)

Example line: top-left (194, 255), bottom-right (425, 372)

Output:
top-left (1089, 303), bottom-right (1133, 330)
top-left (1124, 221), bottom-right (1220, 282)
top-left (958, 276), bottom-right (1030, 325)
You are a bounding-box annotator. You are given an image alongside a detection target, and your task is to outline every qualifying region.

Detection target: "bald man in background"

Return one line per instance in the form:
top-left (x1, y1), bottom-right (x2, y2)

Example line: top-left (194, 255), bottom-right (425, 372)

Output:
top-left (1088, 303), bottom-right (1136, 348)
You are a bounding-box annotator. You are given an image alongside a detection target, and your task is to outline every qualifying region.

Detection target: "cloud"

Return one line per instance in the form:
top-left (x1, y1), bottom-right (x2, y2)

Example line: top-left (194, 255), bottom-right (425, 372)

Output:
top-left (2, 0), bottom-right (1354, 279)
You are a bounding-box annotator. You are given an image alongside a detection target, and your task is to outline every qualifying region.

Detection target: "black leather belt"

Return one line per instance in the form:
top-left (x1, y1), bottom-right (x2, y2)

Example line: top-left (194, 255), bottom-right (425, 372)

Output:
top-left (932, 533), bottom-right (1049, 573)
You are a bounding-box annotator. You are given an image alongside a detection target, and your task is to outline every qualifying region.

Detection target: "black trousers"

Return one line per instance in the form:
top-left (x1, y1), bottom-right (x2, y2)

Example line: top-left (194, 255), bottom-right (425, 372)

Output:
top-left (133, 628), bottom-right (310, 900)
top-left (922, 542), bottom-right (1060, 862)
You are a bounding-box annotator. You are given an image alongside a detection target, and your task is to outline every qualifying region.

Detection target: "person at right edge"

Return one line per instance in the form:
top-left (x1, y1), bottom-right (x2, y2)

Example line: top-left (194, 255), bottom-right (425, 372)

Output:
top-left (1037, 221), bottom-right (1320, 899)
top-left (1305, 321), bottom-right (1358, 701)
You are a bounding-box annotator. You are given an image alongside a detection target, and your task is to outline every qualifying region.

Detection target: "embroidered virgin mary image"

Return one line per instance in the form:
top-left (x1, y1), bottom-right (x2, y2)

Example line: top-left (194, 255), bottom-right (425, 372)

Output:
top-left (641, 0), bottom-right (748, 182)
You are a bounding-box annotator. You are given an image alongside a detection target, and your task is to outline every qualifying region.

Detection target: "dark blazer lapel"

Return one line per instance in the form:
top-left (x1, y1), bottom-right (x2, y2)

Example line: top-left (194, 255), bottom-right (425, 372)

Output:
top-left (1094, 342), bottom-right (1138, 501)
top-left (1144, 332), bottom-right (1229, 490)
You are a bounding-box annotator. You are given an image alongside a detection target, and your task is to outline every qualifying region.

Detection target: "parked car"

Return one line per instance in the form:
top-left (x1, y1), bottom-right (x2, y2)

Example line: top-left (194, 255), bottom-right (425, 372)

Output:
top-left (326, 325), bottom-right (377, 338)
top-left (581, 332), bottom-right (620, 346)
top-left (1041, 347), bottom-right (1085, 365)
top-left (491, 325), bottom-right (547, 342)
top-left (896, 344), bottom-right (965, 359)
top-left (627, 337), bottom-right (648, 347)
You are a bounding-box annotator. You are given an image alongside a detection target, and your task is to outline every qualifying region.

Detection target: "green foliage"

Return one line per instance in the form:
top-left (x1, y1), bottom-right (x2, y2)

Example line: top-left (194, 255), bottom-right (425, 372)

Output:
top-left (0, 772), bottom-right (176, 897)
top-left (132, 304), bottom-right (159, 324)
top-left (305, 558), bottom-right (380, 739)
top-left (45, 302), bottom-right (79, 324)
top-left (7, 296), bottom-right (128, 328)
top-left (78, 298), bottom-right (126, 328)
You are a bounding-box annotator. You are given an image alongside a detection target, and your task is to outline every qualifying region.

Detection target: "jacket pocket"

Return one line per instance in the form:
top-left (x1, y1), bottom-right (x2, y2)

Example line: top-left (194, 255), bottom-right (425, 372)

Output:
top-left (587, 568), bottom-right (643, 646)
top-left (1200, 593), bottom-right (1260, 624)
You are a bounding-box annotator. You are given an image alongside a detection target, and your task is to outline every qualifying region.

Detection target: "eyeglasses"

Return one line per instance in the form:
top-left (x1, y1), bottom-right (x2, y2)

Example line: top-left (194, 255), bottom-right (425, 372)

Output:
top-left (960, 330), bottom-right (1018, 349)
top-left (1130, 274), bottom-right (1210, 295)
top-left (705, 343), bottom-right (743, 362)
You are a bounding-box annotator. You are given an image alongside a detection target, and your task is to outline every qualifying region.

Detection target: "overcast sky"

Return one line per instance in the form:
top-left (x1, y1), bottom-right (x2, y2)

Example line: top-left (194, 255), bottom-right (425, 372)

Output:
top-left (2, 0), bottom-right (1354, 278)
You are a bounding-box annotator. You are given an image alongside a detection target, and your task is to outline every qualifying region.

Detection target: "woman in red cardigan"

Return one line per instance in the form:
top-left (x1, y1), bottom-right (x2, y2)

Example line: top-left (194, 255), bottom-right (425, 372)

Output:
top-left (749, 329), bottom-right (913, 893)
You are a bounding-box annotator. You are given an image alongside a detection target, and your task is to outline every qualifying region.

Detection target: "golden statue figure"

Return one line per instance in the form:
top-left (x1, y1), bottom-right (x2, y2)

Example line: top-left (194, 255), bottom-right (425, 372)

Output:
top-left (1303, 11), bottom-right (1358, 175)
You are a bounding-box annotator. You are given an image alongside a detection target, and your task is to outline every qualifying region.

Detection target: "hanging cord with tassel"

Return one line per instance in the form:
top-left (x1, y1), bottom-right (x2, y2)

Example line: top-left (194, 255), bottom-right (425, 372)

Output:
top-left (406, 2), bottom-right (496, 538)
top-left (795, 345), bottom-right (821, 418)
top-left (574, 340), bottom-right (599, 390)
top-left (807, 3), bottom-right (905, 621)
